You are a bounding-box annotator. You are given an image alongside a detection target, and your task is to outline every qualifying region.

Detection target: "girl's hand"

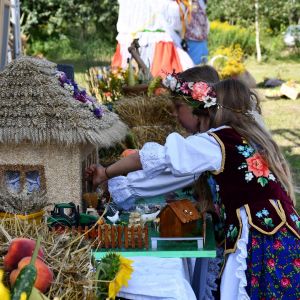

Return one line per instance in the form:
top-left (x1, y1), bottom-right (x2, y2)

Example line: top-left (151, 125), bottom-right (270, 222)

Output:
top-left (85, 164), bottom-right (108, 189)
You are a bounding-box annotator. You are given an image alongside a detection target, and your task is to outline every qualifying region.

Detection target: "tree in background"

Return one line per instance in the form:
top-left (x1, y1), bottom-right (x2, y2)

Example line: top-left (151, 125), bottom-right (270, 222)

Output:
top-left (21, 0), bottom-right (119, 60)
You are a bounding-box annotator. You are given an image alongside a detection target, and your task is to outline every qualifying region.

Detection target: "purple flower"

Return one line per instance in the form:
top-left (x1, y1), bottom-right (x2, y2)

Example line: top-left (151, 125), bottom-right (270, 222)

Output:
top-left (93, 107), bottom-right (103, 118)
top-left (180, 82), bottom-right (191, 94)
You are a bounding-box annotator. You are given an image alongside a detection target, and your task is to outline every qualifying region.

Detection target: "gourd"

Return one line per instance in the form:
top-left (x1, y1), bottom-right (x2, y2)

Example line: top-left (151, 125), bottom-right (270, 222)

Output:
top-left (11, 237), bottom-right (41, 300)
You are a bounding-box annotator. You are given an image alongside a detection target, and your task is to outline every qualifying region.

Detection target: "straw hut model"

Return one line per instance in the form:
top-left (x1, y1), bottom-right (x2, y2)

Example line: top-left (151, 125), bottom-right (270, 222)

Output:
top-left (0, 56), bottom-right (128, 208)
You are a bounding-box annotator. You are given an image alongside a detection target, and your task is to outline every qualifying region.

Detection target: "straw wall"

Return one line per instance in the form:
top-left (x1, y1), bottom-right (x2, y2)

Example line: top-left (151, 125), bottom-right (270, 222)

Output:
top-left (0, 143), bottom-right (82, 208)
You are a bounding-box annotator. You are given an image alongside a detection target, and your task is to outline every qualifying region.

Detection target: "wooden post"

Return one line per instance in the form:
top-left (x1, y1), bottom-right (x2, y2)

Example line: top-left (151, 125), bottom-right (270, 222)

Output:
top-left (124, 226), bottom-right (128, 249)
top-left (111, 225), bottom-right (116, 248)
top-left (131, 226), bottom-right (135, 248)
top-left (137, 226), bottom-right (142, 249)
top-left (117, 225), bottom-right (122, 248)
top-left (104, 224), bottom-right (110, 248)
top-left (97, 225), bottom-right (102, 248)
top-left (144, 225), bottom-right (149, 249)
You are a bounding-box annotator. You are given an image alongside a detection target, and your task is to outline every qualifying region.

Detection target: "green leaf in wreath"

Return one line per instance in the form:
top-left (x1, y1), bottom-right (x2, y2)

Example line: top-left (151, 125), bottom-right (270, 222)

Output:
top-left (257, 177), bottom-right (268, 187)
top-left (264, 218), bottom-right (274, 227)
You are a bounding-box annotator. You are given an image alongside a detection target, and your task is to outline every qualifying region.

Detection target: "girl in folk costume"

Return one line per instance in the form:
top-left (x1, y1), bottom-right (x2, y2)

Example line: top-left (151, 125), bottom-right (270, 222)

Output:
top-left (86, 77), bottom-right (300, 299)
top-left (111, 0), bottom-right (194, 77)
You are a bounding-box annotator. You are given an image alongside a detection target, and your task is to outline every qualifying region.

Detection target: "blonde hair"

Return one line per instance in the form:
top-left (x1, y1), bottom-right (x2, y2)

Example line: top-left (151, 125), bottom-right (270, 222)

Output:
top-left (208, 79), bottom-right (295, 204)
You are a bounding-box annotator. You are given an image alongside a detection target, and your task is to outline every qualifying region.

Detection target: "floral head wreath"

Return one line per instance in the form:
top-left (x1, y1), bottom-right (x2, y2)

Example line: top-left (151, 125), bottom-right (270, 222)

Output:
top-left (162, 71), bottom-right (217, 109)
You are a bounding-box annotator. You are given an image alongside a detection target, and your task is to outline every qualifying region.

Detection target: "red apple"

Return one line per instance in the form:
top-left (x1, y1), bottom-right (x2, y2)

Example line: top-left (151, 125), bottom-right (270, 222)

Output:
top-left (4, 238), bottom-right (44, 271)
top-left (10, 256), bottom-right (54, 293)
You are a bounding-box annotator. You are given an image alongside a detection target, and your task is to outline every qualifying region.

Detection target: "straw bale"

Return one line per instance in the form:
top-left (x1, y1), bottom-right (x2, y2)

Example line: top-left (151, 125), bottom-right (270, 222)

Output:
top-left (115, 95), bottom-right (177, 127)
top-left (0, 56), bottom-right (128, 147)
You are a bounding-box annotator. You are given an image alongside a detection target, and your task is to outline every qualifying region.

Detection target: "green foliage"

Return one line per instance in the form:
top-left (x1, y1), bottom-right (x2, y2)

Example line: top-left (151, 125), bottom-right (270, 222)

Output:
top-left (21, 0), bottom-right (119, 44)
top-left (207, 0), bottom-right (300, 33)
top-left (94, 252), bottom-right (120, 300)
top-left (209, 21), bottom-right (255, 55)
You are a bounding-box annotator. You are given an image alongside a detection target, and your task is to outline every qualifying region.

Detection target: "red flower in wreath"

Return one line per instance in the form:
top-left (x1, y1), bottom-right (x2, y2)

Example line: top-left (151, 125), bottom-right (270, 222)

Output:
top-left (280, 277), bottom-right (291, 288)
top-left (246, 153), bottom-right (270, 178)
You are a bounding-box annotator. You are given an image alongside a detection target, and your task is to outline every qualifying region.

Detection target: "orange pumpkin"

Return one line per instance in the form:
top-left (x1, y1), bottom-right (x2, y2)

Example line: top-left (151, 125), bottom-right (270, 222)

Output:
top-left (121, 149), bottom-right (138, 158)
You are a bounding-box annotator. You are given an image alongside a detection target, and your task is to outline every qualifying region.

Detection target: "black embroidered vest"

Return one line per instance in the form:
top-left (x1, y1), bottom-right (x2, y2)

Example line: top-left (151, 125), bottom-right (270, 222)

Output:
top-left (208, 128), bottom-right (300, 254)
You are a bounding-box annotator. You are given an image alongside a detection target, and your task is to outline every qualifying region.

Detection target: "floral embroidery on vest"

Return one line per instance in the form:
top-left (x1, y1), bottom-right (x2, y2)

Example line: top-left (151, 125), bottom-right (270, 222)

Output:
top-left (227, 224), bottom-right (238, 241)
top-left (236, 144), bottom-right (276, 187)
top-left (290, 214), bottom-right (300, 229)
top-left (256, 208), bottom-right (274, 228)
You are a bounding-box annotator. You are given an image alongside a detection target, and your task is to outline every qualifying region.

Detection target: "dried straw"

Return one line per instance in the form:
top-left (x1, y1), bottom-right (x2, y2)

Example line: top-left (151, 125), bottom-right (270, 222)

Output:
top-left (115, 95), bottom-right (177, 127)
top-left (0, 56), bottom-right (128, 147)
top-left (0, 185), bottom-right (49, 214)
top-left (0, 218), bottom-right (98, 299)
top-left (115, 94), bottom-right (187, 146)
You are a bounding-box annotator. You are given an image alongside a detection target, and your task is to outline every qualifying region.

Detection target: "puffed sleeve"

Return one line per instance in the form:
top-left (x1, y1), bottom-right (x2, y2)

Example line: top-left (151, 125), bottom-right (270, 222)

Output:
top-left (139, 132), bottom-right (222, 178)
top-left (108, 169), bottom-right (198, 209)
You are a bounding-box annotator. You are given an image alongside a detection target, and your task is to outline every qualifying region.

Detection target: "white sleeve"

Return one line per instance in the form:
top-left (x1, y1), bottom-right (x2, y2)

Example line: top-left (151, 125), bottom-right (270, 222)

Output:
top-left (108, 169), bottom-right (198, 209)
top-left (139, 132), bottom-right (222, 178)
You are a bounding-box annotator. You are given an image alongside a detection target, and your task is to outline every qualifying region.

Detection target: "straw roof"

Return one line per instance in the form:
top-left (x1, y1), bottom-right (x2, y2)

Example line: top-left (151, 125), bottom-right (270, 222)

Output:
top-left (0, 56), bottom-right (128, 146)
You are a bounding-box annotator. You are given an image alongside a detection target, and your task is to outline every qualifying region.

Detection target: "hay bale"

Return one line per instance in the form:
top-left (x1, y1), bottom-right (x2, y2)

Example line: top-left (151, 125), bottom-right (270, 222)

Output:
top-left (131, 125), bottom-right (186, 148)
top-left (115, 95), bottom-right (187, 147)
top-left (115, 95), bottom-right (177, 127)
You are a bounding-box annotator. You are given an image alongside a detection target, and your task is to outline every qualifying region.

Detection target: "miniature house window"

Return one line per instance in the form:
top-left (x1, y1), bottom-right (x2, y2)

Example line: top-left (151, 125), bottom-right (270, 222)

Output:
top-left (0, 165), bottom-right (46, 193)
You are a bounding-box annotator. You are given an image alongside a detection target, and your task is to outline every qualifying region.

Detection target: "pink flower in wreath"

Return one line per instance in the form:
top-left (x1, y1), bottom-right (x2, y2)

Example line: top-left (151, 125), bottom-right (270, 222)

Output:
top-left (246, 153), bottom-right (270, 178)
top-left (267, 258), bottom-right (275, 269)
top-left (273, 239), bottom-right (283, 250)
top-left (293, 258), bottom-right (300, 268)
top-left (191, 82), bottom-right (210, 101)
top-left (251, 276), bottom-right (258, 287)
top-left (280, 277), bottom-right (291, 288)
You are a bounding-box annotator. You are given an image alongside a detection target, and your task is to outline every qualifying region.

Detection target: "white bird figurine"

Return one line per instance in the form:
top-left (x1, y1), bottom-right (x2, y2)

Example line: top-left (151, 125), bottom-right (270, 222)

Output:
top-left (141, 210), bottom-right (160, 223)
top-left (106, 211), bottom-right (120, 225)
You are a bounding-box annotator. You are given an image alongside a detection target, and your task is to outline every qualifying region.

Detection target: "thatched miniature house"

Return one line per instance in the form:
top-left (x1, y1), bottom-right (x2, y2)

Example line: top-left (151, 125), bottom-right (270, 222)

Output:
top-left (0, 56), bottom-right (128, 208)
top-left (159, 199), bottom-right (200, 237)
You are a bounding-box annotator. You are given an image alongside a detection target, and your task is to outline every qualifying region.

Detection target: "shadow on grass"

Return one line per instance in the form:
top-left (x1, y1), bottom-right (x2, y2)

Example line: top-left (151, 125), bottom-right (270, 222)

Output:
top-left (271, 129), bottom-right (300, 149)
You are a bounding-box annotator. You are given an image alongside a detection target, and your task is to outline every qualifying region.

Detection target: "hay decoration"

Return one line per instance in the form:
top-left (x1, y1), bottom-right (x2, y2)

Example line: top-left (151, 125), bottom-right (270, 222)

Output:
top-left (0, 218), bottom-right (97, 299)
top-left (0, 56), bottom-right (128, 147)
top-left (115, 95), bottom-right (186, 147)
top-left (0, 185), bottom-right (49, 214)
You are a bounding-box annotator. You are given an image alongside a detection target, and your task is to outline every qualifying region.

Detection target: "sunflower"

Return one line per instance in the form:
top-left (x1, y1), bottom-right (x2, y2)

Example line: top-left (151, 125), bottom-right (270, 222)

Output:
top-left (95, 252), bottom-right (133, 300)
top-left (108, 256), bottom-right (134, 299)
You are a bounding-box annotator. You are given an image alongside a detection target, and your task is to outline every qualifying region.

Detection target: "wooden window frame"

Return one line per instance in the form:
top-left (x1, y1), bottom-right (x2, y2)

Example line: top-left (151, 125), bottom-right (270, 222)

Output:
top-left (0, 164), bottom-right (47, 192)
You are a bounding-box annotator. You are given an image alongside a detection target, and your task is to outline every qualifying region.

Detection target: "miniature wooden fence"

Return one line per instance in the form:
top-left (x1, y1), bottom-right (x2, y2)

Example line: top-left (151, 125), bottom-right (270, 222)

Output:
top-left (52, 224), bottom-right (149, 249)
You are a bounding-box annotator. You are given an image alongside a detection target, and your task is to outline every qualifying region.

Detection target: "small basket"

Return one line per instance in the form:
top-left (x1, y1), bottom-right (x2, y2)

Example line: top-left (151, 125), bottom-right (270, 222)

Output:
top-left (0, 210), bottom-right (44, 224)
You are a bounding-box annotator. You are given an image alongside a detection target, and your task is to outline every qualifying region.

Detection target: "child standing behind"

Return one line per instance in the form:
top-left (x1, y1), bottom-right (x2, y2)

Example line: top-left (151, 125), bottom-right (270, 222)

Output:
top-left (86, 77), bottom-right (300, 299)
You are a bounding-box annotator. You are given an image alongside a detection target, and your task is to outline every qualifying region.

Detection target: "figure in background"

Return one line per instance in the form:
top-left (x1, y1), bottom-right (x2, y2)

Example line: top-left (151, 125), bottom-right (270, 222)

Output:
top-left (184, 0), bottom-right (209, 65)
top-left (111, 0), bottom-right (194, 77)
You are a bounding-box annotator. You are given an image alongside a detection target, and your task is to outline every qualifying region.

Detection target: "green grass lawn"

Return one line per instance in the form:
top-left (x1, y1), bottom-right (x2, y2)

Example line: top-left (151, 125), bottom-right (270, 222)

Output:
top-left (71, 56), bottom-right (300, 211)
top-left (246, 58), bottom-right (300, 211)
